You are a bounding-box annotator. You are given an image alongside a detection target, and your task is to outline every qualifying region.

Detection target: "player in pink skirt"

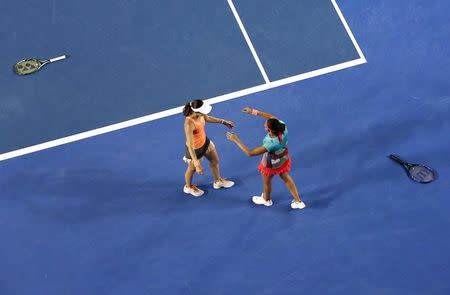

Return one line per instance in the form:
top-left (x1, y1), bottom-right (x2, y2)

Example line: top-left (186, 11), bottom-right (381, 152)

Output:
top-left (226, 107), bottom-right (305, 209)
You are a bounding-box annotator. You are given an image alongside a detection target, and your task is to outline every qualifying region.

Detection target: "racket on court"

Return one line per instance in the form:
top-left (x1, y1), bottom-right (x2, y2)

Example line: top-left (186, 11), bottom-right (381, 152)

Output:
top-left (14, 55), bottom-right (70, 75)
top-left (389, 154), bottom-right (437, 183)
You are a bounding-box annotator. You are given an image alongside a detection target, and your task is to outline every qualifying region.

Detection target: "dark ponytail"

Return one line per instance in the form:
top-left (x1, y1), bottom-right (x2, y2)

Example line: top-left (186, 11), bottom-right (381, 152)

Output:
top-left (182, 99), bottom-right (204, 117)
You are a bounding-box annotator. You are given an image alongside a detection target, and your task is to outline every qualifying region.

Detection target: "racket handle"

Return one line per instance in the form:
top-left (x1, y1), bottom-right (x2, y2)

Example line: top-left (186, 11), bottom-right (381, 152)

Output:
top-left (389, 154), bottom-right (407, 165)
top-left (49, 55), bottom-right (69, 62)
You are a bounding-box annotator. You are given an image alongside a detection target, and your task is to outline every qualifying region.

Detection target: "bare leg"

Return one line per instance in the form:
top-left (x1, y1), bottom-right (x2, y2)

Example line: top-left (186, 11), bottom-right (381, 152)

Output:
top-left (262, 174), bottom-right (274, 201)
top-left (279, 173), bottom-right (301, 203)
top-left (185, 161), bottom-right (196, 186)
top-left (204, 142), bottom-right (220, 182)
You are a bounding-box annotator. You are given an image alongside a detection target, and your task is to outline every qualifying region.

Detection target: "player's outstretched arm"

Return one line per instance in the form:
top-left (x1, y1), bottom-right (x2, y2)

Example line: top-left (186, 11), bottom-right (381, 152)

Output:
top-left (242, 107), bottom-right (276, 120)
top-left (226, 132), bottom-right (267, 157)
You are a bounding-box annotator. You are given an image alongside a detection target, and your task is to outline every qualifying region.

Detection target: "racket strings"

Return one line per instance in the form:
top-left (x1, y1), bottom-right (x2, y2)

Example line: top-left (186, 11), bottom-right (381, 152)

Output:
top-left (15, 60), bottom-right (41, 74)
top-left (409, 166), bottom-right (435, 183)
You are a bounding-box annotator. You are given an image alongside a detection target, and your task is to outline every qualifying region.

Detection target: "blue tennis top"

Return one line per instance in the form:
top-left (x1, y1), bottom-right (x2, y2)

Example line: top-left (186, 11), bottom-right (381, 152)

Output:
top-left (262, 120), bottom-right (288, 153)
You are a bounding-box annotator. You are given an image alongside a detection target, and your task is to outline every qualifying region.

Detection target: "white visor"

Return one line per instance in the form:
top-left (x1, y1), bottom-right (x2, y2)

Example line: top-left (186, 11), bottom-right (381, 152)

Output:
top-left (192, 102), bottom-right (212, 114)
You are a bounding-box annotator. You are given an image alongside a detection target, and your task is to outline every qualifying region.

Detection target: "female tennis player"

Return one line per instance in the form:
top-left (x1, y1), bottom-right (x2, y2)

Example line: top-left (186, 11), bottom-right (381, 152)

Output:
top-left (226, 107), bottom-right (305, 209)
top-left (183, 99), bottom-right (235, 197)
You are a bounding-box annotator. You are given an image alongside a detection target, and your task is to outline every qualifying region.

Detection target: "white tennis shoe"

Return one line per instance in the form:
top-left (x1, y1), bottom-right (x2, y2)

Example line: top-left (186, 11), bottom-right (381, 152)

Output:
top-left (291, 201), bottom-right (306, 209)
top-left (251, 194), bottom-right (273, 207)
top-left (213, 178), bottom-right (235, 189)
top-left (183, 185), bottom-right (204, 197)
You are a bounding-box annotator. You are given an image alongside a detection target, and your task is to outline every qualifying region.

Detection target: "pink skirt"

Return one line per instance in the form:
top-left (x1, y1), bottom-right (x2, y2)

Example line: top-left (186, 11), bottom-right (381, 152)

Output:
top-left (258, 157), bottom-right (291, 176)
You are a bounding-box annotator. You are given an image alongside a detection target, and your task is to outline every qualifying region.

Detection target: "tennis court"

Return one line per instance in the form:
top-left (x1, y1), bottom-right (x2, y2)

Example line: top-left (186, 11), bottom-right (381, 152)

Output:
top-left (1, 1), bottom-right (449, 294)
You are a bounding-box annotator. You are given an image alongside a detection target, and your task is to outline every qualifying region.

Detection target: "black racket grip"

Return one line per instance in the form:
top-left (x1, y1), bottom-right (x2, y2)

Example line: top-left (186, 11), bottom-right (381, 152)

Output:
top-left (389, 154), bottom-right (407, 165)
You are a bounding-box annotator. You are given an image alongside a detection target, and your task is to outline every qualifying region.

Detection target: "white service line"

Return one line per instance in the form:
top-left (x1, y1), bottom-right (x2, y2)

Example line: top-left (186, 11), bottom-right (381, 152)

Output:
top-left (226, 0), bottom-right (270, 83)
top-left (0, 57), bottom-right (366, 162)
top-left (206, 57), bottom-right (366, 105)
top-left (331, 0), bottom-right (367, 61)
top-left (0, 107), bottom-right (183, 162)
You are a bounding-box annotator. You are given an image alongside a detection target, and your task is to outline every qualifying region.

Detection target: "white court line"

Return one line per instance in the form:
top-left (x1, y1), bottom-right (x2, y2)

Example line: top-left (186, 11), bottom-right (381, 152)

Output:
top-left (0, 59), bottom-right (365, 162)
top-left (331, 0), bottom-right (366, 61)
top-left (0, 0), bottom-right (366, 162)
top-left (226, 0), bottom-right (270, 83)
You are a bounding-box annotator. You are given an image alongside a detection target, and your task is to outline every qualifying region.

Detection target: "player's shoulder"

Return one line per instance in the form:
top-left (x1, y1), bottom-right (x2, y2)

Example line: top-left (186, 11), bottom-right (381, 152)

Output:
top-left (184, 116), bottom-right (195, 126)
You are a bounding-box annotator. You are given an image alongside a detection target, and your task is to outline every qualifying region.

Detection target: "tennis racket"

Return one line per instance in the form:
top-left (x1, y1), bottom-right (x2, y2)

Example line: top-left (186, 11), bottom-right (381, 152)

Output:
top-left (14, 55), bottom-right (70, 75)
top-left (389, 154), bottom-right (437, 183)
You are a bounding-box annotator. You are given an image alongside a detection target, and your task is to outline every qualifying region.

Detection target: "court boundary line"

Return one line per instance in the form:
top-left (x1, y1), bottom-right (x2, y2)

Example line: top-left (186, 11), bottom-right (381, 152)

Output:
top-left (0, 0), bottom-right (366, 162)
top-left (226, 0), bottom-right (270, 83)
top-left (331, 0), bottom-right (366, 61)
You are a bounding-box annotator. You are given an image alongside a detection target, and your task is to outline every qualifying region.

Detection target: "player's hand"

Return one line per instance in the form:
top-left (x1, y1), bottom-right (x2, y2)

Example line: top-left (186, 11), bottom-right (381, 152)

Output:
top-left (193, 160), bottom-right (204, 175)
top-left (222, 120), bottom-right (234, 129)
top-left (226, 131), bottom-right (238, 142)
top-left (242, 107), bottom-right (252, 114)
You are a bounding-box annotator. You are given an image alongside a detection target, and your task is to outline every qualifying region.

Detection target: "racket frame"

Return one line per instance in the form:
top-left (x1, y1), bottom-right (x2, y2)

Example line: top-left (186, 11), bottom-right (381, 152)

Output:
top-left (14, 55), bottom-right (69, 75)
top-left (389, 154), bottom-right (437, 183)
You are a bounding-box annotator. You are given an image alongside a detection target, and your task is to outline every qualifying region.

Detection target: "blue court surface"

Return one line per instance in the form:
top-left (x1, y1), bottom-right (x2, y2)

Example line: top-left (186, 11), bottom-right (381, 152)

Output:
top-left (1, 1), bottom-right (450, 294)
